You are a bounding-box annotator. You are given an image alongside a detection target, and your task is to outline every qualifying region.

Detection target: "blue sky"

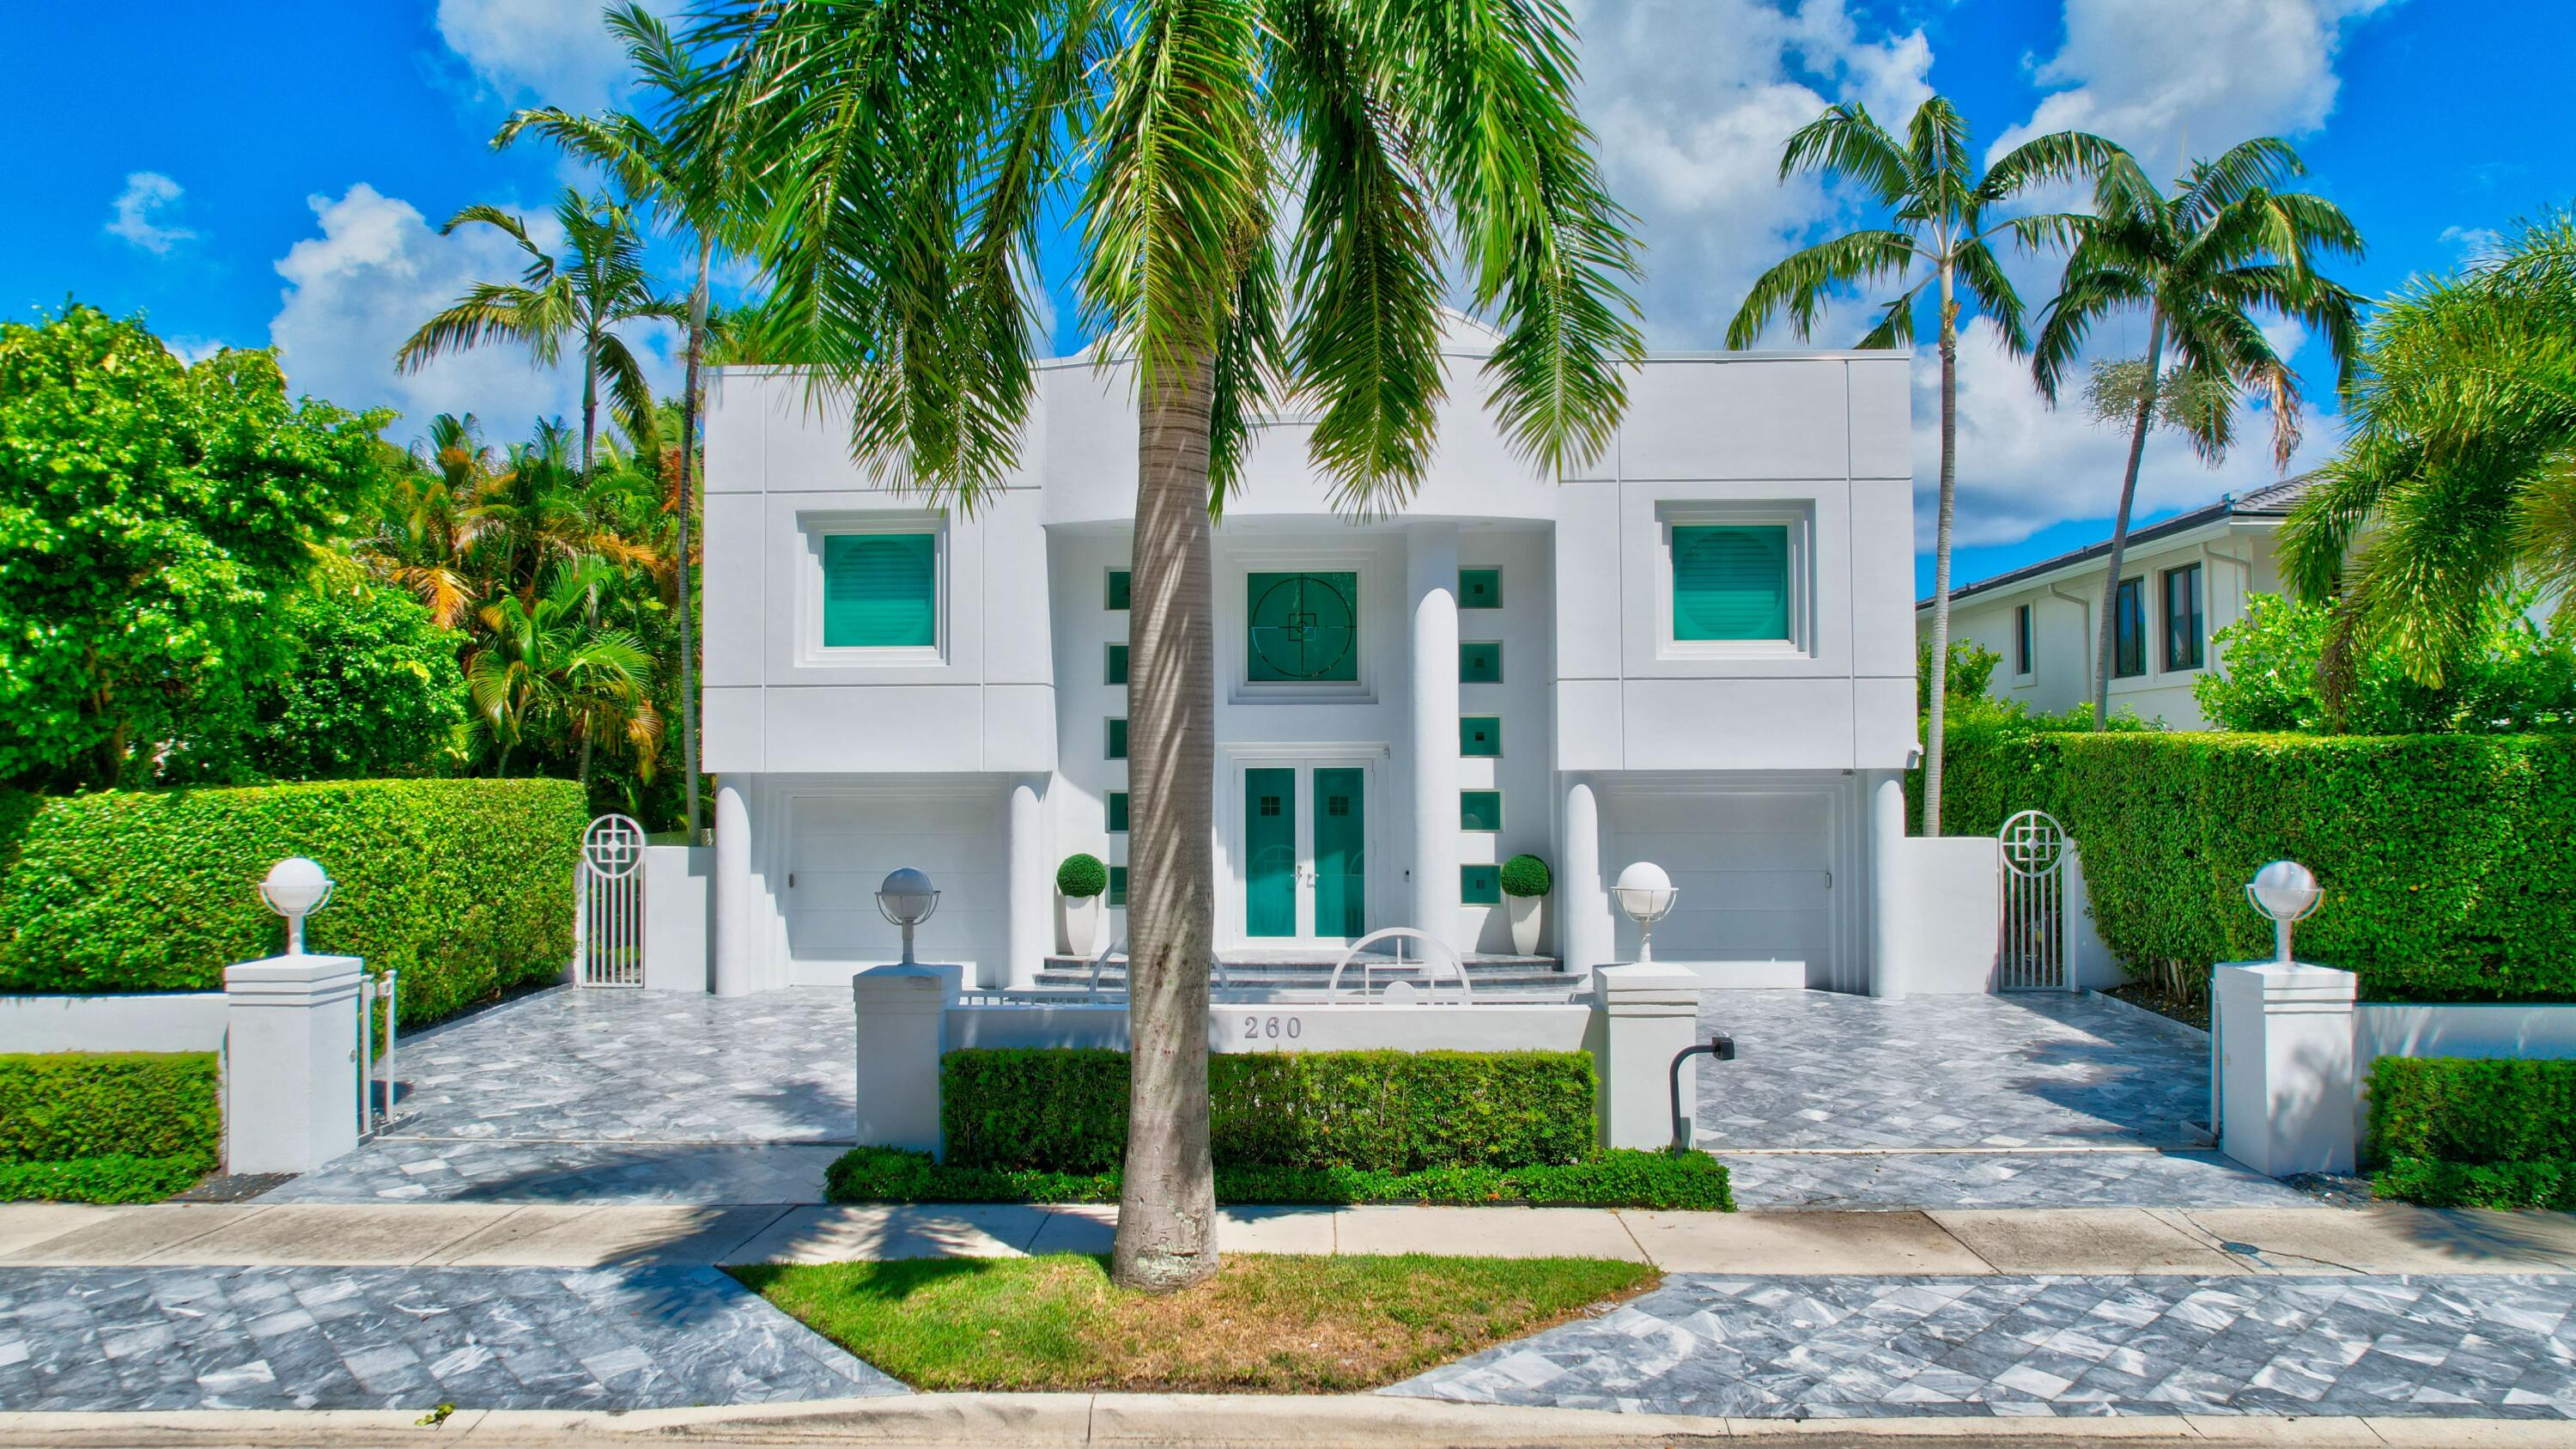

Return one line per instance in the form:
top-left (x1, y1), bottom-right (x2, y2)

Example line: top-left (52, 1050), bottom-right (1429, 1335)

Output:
top-left (4, 1), bottom-right (2568, 595)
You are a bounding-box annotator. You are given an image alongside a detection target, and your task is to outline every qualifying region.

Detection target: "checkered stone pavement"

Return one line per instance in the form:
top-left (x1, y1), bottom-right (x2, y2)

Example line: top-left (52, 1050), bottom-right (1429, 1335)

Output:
top-left (1390, 1272), bottom-right (2576, 1419)
top-left (261, 1142), bottom-right (843, 1206)
top-left (1724, 1150), bottom-right (2318, 1211)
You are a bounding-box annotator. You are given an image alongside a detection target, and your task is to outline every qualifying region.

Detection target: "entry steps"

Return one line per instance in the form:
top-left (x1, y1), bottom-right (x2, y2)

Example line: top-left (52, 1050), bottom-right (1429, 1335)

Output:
top-left (1032, 951), bottom-right (1571, 997)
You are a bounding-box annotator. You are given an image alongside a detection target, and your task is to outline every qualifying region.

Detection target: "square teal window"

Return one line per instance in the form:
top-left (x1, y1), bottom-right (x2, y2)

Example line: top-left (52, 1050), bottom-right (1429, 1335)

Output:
top-left (1106, 718), bottom-right (1127, 759)
top-left (1107, 569), bottom-right (1131, 610)
top-left (1461, 864), bottom-right (1501, 905)
top-left (1108, 792), bottom-right (1128, 832)
top-left (1247, 571), bottom-right (1359, 682)
top-left (1459, 567), bottom-right (1503, 609)
top-left (821, 532), bottom-right (936, 648)
top-left (1461, 715), bottom-right (1501, 757)
top-left (1460, 640), bottom-right (1503, 684)
top-left (1109, 866), bottom-right (1127, 908)
top-left (1672, 524), bottom-right (1790, 641)
top-left (1460, 789), bottom-right (1503, 831)
top-left (1106, 642), bottom-right (1128, 685)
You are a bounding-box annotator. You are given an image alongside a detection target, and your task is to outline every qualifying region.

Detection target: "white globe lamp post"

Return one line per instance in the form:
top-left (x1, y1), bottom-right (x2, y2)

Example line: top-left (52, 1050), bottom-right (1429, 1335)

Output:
top-left (875, 868), bottom-right (941, 965)
top-left (2245, 860), bottom-right (2323, 965)
top-left (1612, 861), bottom-right (1679, 964)
top-left (258, 857), bottom-right (335, 958)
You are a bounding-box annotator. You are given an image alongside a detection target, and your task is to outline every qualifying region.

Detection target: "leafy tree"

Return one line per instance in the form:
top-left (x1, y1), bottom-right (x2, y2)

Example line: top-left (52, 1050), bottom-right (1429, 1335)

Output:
top-left (2032, 138), bottom-right (2363, 730)
top-left (1726, 97), bottom-right (2117, 833)
top-left (0, 306), bottom-right (386, 788)
top-left (2195, 591), bottom-right (2576, 734)
top-left (466, 564), bottom-right (661, 782)
top-left (230, 581), bottom-right (470, 780)
top-left (683, 0), bottom-right (1643, 1290)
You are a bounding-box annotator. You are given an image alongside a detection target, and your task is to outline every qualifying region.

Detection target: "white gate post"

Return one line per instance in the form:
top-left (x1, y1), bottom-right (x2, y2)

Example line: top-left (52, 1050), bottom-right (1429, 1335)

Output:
top-left (2214, 960), bottom-right (2358, 1177)
top-left (222, 953), bottom-right (364, 1174)
top-left (853, 965), bottom-right (957, 1155)
top-left (1590, 963), bottom-right (1703, 1151)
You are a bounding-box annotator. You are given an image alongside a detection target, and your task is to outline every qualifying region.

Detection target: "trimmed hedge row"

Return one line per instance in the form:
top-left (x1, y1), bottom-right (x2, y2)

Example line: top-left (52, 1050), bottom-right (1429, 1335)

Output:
top-left (940, 1048), bottom-right (1598, 1174)
top-left (2365, 1058), bottom-right (2576, 1209)
top-left (0, 778), bottom-right (586, 1028)
top-left (825, 1145), bottom-right (1735, 1210)
top-left (0, 1051), bottom-right (218, 1164)
top-left (0, 1154), bottom-right (212, 1205)
top-left (1927, 731), bottom-right (2576, 1002)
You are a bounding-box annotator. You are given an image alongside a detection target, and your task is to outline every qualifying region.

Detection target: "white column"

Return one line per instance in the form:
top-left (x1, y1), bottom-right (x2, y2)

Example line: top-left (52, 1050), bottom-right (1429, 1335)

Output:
top-left (222, 953), bottom-right (363, 1174)
top-left (1589, 962), bottom-right (1704, 1151)
top-left (853, 965), bottom-right (955, 1154)
top-left (2214, 960), bottom-right (2359, 1177)
top-left (1562, 775), bottom-right (1612, 978)
top-left (1867, 771), bottom-right (1906, 997)
top-left (712, 776), bottom-right (759, 997)
top-left (1005, 776), bottom-right (1048, 989)
top-left (1408, 527), bottom-right (1461, 946)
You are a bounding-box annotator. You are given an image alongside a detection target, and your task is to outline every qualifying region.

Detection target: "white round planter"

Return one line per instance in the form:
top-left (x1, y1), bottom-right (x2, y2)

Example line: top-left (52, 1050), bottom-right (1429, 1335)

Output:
top-left (1507, 893), bottom-right (1545, 956)
top-left (1060, 894), bottom-right (1103, 958)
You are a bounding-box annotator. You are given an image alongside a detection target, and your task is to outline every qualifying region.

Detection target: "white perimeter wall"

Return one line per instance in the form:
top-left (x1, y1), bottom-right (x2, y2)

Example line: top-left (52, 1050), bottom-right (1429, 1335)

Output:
top-left (0, 993), bottom-right (227, 1053)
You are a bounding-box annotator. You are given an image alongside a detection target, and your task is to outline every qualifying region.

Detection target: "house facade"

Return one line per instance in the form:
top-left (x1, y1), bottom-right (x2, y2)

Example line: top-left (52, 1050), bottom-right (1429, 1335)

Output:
top-left (698, 339), bottom-right (1919, 995)
top-left (1917, 478), bottom-right (2312, 729)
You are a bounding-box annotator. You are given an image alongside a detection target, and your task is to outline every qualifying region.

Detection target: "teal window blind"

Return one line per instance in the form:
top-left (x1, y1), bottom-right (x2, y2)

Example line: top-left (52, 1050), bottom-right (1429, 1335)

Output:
top-left (1109, 866), bottom-right (1128, 908)
top-left (821, 532), bottom-right (936, 648)
top-left (1107, 569), bottom-right (1131, 610)
top-left (1108, 792), bottom-right (1128, 832)
top-left (1460, 640), bottom-right (1503, 684)
top-left (1671, 525), bottom-right (1789, 641)
top-left (1459, 568), bottom-right (1503, 609)
top-left (1461, 864), bottom-right (1502, 905)
top-left (1106, 718), bottom-right (1128, 759)
top-left (1460, 715), bottom-right (1501, 758)
top-left (1460, 790), bottom-right (1503, 831)
top-left (1106, 642), bottom-right (1128, 685)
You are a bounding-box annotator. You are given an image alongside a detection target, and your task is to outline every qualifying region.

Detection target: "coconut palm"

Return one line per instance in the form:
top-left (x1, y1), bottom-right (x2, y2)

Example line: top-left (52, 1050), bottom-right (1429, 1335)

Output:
top-left (2280, 212), bottom-right (2576, 704)
top-left (468, 563), bottom-right (662, 784)
top-left (396, 188), bottom-right (683, 479)
top-left (2032, 137), bottom-right (2363, 728)
top-left (1726, 98), bottom-right (2117, 833)
top-left (681, 0), bottom-right (1641, 1290)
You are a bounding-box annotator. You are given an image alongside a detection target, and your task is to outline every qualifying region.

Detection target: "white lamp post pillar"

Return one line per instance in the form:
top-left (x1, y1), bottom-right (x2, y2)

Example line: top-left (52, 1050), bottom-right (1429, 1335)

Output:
top-left (1408, 527), bottom-right (1461, 947)
top-left (1563, 775), bottom-right (1612, 981)
top-left (713, 776), bottom-right (759, 996)
top-left (1005, 776), bottom-right (1047, 989)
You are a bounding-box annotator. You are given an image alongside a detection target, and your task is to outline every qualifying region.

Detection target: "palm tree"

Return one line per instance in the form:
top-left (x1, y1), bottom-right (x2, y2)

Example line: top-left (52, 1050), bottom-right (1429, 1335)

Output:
top-left (683, 0), bottom-right (1641, 1290)
top-left (1726, 98), bottom-right (2117, 833)
top-left (2281, 212), bottom-right (2576, 704)
top-left (395, 188), bottom-right (682, 479)
top-left (468, 564), bottom-right (662, 784)
top-left (2032, 138), bottom-right (2363, 728)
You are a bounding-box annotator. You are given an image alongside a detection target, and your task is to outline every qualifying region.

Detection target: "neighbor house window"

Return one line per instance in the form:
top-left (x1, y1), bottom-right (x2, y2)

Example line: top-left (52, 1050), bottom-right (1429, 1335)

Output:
top-left (2014, 603), bottom-right (2034, 679)
top-left (1460, 640), bottom-right (1503, 684)
top-left (1246, 571), bottom-right (1359, 682)
top-left (1459, 568), bottom-right (1503, 609)
top-left (821, 531), bottom-right (937, 648)
top-left (2112, 577), bottom-right (2146, 679)
top-left (1461, 790), bottom-right (1503, 831)
top-left (1672, 525), bottom-right (1790, 641)
top-left (1460, 715), bottom-right (1502, 758)
top-left (1461, 864), bottom-right (1502, 905)
top-left (1106, 569), bottom-right (1131, 610)
top-left (1106, 642), bottom-right (1128, 685)
top-left (2163, 563), bottom-right (2204, 672)
top-left (1108, 792), bottom-right (1128, 833)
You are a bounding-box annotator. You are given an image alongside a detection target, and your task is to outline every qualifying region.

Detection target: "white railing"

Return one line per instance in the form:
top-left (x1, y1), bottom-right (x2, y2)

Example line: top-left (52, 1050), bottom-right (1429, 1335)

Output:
top-left (1328, 928), bottom-right (1473, 1004)
top-left (355, 968), bottom-right (398, 1137)
top-left (1997, 809), bottom-right (2074, 992)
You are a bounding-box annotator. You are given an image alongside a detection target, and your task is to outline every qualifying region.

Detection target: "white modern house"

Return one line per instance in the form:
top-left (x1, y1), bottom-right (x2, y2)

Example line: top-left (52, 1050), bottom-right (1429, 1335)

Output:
top-left (698, 332), bottom-right (1923, 996)
top-left (1917, 478), bottom-right (2312, 728)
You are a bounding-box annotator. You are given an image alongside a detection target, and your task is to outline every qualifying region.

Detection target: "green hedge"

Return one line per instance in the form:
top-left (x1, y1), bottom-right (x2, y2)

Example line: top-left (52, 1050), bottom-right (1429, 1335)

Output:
top-left (826, 1145), bottom-right (1734, 1210)
top-left (0, 1051), bottom-right (219, 1163)
top-left (2366, 1057), bottom-right (2576, 1164)
top-left (2370, 1156), bottom-right (2576, 1210)
top-left (0, 778), bottom-right (586, 1027)
top-left (939, 1048), bottom-right (1598, 1175)
top-left (1927, 732), bottom-right (2576, 1001)
top-left (0, 1154), bottom-right (212, 1205)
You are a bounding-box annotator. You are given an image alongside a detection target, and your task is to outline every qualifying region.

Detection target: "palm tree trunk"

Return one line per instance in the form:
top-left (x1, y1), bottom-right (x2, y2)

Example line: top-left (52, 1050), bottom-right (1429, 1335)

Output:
top-left (2092, 307), bottom-right (2166, 729)
top-left (677, 238), bottom-right (708, 841)
top-left (1112, 348), bottom-right (1219, 1295)
top-left (1922, 260), bottom-right (1959, 837)
top-left (580, 336), bottom-right (599, 480)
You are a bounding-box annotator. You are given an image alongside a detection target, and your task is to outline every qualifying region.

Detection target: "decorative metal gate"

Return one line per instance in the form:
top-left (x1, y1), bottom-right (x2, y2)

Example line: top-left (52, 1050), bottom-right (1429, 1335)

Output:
top-left (577, 813), bottom-right (647, 987)
top-left (1998, 809), bottom-right (2075, 992)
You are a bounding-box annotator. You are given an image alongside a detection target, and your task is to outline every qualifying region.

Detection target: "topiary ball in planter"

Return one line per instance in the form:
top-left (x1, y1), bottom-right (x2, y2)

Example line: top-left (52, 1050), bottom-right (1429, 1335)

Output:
top-left (1056, 854), bottom-right (1109, 898)
top-left (1500, 854), bottom-right (1552, 898)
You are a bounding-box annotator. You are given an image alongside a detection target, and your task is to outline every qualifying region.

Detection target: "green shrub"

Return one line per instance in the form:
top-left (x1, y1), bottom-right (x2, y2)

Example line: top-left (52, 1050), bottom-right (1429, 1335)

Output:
top-left (1926, 731), bottom-right (2576, 1001)
top-left (0, 1052), bottom-right (219, 1164)
top-left (2366, 1057), bottom-right (2576, 1165)
top-left (0, 1154), bottom-right (212, 1204)
top-left (1055, 853), bottom-right (1108, 898)
top-left (2370, 1155), bottom-right (2576, 1210)
top-left (0, 778), bottom-right (585, 1027)
top-left (826, 1145), bottom-right (1732, 1210)
top-left (939, 1049), bottom-right (1598, 1175)
top-left (1500, 854), bottom-right (1552, 898)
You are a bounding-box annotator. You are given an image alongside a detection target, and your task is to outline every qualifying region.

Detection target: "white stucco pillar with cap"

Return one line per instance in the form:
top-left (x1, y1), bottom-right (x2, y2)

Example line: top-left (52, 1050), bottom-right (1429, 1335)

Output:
top-left (1562, 775), bottom-right (1612, 982)
top-left (222, 953), bottom-right (364, 1174)
top-left (713, 776), bottom-right (760, 997)
top-left (2214, 959), bottom-right (2359, 1177)
top-left (1408, 527), bottom-right (1461, 947)
top-left (1005, 776), bottom-right (1047, 989)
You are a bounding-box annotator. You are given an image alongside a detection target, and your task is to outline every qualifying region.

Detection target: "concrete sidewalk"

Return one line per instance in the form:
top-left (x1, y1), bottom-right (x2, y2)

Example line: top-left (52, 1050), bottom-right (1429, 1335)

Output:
top-left (8, 1200), bottom-right (2576, 1275)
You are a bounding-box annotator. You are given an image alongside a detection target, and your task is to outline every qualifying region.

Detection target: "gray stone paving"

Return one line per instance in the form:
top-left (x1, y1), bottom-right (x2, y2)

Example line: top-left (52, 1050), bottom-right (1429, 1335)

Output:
top-left (1390, 1272), bottom-right (2576, 1418)
top-left (1725, 1151), bottom-right (2318, 1211)
top-left (0, 1264), bottom-right (901, 1409)
top-left (262, 1142), bottom-right (841, 1206)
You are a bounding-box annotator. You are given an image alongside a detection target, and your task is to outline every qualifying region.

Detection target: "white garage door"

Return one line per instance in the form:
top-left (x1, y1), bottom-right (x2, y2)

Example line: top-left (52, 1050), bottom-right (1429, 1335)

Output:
top-left (1605, 782), bottom-right (1852, 990)
top-left (786, 785), bottom-right (1006, 984)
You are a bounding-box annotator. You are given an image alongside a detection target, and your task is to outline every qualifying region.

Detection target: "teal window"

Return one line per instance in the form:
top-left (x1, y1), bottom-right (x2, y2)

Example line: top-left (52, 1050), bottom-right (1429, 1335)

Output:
top-left (1107, 569), bottom-right (1131, 610)
top-left (1109, 866), bottom-right (1128, 908)
top-left (1108, 791), bottom-right (1128, 832)
top-left (1461, 864), bottom-right (1502, 905)
top-left (1461, 715), bottom-right (1501, 757)
top-left (1106, 642), bottom-right (1128, 685)
top-left (821, 532), bottom-right (936, 648)
top-left (1459, 567), bottom-right (1503, 609)
top-left (1107, 718), bottom-right (1128, 759)
top-left (1247, 571), bottom-right (1359, 682)
top-left (1461, 790), bottom-right (1503, 831)
top-left (1671, 525), bottom-right (1789, 641)
top-left (1460, 640), bottom-right (1503, 684)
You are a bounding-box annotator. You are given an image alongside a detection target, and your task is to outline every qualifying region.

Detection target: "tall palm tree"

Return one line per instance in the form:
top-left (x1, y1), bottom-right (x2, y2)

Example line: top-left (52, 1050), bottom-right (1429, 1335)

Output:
top-left (468, 564), bottom-right (662, 784)
top-left (396, 188), bottom-right (683, 479)
top-left (2281, 212), bottom-right (2576, 705)
top-left (1726, 98), bottom-right (2117, 833)
top-left (2032, 137), bottom-right (2362, 728)
top-left (683, 0), bottom-right (1641, 1291)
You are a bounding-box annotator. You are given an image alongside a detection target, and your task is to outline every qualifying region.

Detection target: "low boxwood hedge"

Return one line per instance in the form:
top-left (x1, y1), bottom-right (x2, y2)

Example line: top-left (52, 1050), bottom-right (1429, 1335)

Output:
top-left (0, 777), bottom-right (585, 1028)
top-left (0, 1051), bottom-right (218, 1164)
top-left (826, 1145), bottom-right (1734, 1210)
top-left (940, 1048), bottom-right (1598, 1174)
top-left (0, 1154), bottom-right (212, 1205)
top-left (2365, 1057), bottom-right (2576, 1209)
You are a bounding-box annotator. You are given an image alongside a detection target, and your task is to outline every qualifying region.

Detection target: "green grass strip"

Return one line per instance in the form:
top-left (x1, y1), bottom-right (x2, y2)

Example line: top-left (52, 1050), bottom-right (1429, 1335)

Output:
top-left (825, 1145), bottom-right (1734, 1210)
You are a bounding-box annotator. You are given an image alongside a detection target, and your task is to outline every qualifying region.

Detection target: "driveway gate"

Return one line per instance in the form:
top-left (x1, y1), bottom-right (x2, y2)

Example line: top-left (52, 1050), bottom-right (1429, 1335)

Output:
top-left (576, 813), bottom-right (647, 988)
top-left (1997, 809), bottom-right (2075, 992)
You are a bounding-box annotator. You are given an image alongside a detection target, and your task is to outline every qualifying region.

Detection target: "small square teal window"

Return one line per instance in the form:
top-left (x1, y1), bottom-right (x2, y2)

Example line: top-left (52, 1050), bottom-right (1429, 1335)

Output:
top-left (1107, 718), bottom-right (1127, 759)
top-left (1459, 568), bottom-right (1503, 609)
top-left (1107, 569), bottom-right (1131, 611)
top-left (1461, 715), bottom-right (1501, 758)
top-left (1106, 642), bottom-right (1128, 685)
top-left (1461, 790), bottom-right (1503, 831)
top-left (1108, 792), bottom-right (1128, 832)
top-left (1461, 864), bottom-right (1501, 904)
top-left (822, 532), bottom-right (937, 648)
top-left (1109, 866), bottom-right (1128, 908)
top-left (1672, 525), bottom-right (1790, 642)
top-left (1460, 641), bottom-right (1502, 684)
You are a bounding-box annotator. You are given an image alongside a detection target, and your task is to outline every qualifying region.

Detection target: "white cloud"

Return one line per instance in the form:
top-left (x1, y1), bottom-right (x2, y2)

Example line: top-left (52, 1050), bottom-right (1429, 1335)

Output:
top-left (162, 336), bottom-right (230, 367)
top-left (104, 172), bottom-right (197, 255)
top-left (2440, 224), bottom-right (2504, 264)
top-left (433, 0), bottom-right (677, 114)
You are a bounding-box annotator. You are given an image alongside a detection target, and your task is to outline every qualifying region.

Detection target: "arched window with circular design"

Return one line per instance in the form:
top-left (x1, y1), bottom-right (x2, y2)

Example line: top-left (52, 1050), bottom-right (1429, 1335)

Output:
top-left (1246, 571), bottom-right (1359, 682)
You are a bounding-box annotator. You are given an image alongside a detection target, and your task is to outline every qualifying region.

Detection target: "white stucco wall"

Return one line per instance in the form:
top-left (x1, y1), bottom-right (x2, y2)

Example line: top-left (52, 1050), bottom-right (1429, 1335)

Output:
top-left (0, 993), bottom-right (228, 1053)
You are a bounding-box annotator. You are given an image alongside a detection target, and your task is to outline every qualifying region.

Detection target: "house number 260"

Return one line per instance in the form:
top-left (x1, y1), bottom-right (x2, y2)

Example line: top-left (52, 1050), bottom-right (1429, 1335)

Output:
top-left (1242, 1015), bottom-right (1301, 1040)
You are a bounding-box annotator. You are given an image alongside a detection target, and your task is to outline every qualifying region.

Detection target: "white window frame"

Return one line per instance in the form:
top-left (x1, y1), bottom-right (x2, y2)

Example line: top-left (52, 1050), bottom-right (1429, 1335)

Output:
top-left (1223, 545), bottom-right (1382, 705)
top-left (1653, 500), bottom-right (1814, 661)
top-left (2013, 602), bottom-right (2037, 684)
top-left (797, 511), bottom-right (947, 667)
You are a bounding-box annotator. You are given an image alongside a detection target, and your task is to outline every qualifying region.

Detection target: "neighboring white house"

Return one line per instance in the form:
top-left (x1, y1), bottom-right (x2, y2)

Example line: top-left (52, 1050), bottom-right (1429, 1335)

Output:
top-left (698, 334), bottom-right (1920, 995)
top-left (1916, 477), bottom-right (2312, 729)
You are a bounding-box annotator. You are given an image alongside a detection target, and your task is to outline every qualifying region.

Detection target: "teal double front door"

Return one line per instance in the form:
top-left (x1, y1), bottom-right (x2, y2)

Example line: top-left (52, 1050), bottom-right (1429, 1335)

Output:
top-left (1241, 764), bottom-right (1368, 942)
